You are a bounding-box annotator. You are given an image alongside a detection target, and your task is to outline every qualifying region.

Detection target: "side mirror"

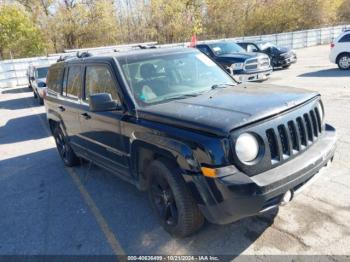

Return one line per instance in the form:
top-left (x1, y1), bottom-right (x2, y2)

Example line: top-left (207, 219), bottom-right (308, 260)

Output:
top-left (89, 93), bottom-right (121, 112)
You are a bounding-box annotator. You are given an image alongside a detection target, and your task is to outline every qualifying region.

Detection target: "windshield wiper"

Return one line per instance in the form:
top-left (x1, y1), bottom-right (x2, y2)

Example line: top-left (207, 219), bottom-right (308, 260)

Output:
top-left (161, 92), bottom-right (203, 102)
top-left (211, 83), bottom-right (236, 89)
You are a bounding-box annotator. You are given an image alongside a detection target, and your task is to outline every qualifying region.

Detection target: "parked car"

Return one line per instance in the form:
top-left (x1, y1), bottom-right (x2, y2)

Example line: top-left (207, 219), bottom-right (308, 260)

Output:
top-left (27, 65), bottom-right (35, 89)
top-left (45, 47), bottom-right (336, 237)
top-left (31, 65), bottom-right (49, 105)
top-left (330, 29), bottom-right (350, 70)
top-left (195, 42), bottom-right (272, 82)
top-left (237, 41), bottom-right (297, 69)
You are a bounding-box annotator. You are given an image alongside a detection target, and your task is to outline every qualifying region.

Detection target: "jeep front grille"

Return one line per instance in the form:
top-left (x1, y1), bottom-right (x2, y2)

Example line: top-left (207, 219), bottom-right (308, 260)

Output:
top-left (265, 107), bottom-right (322, 165)
top-left (231, 99), bottom-right (324, 176)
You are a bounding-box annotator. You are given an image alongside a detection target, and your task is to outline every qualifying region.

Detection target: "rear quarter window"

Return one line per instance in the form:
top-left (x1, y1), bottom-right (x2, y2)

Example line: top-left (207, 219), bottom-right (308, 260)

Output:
top-left (47, 65), bottom-right (64, 94)
top-left (339, 33), bottom-right (350, 43)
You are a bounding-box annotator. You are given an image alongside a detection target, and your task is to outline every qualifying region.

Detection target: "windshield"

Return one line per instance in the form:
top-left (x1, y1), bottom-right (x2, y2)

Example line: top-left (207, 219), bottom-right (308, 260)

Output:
top-left (36, 67), bottom-right (49, 79)
top-left (119, 51), bottom-right (236, 106)
top-left (208, 42), bottom-right (245, 56)
top-left (257, 42), bottom-right (278, 51)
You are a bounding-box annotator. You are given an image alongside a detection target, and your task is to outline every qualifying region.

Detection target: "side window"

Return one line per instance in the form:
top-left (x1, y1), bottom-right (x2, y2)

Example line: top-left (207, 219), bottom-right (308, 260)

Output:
top-left (65, 65), bottom-right (82, 99)
top-left (339, 34), bottom-right (350, 43)
top-left (47, 66), bottom-right (64, 93)
top-left (197, 46), bottom-right (212, 57)
top-left (84, 65), bottom-right (119, 102)
top-left (247, 44), bottom-right (258, 52)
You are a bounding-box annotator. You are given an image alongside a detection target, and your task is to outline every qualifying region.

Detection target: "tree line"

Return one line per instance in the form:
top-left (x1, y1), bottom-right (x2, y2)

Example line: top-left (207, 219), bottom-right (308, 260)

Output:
top-left (0, 0), bottom-right (349, 59)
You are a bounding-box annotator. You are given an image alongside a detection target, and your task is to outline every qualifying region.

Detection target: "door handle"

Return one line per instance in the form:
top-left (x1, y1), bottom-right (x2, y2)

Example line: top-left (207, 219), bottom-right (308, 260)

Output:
top-left (58, 105), bottom-right (65, 112)
top-left (80, 112), bottom-right (91, 120)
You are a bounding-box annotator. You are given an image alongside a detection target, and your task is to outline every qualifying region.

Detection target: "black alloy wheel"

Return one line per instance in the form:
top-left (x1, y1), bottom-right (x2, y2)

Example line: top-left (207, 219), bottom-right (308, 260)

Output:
top-left (53, 125), bottom-right (79, 167)
top-left (147, 160), bottom-right (204, 237)
top-left (150, 172), bottom-right (178, 227)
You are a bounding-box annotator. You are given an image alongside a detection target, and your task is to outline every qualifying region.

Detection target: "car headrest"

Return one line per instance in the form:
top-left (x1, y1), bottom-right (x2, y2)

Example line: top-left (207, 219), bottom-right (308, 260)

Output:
top-left (140, 63), bottom-right (157, 80)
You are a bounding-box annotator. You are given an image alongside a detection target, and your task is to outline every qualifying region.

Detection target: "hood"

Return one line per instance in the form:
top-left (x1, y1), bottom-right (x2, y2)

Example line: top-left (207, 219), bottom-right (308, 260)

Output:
top-left (138, 84), bottom-right (319, 136)
top-left (273, 46), bottom-right (292, 56)
top-left (216, 52), bottom-right (264, 63)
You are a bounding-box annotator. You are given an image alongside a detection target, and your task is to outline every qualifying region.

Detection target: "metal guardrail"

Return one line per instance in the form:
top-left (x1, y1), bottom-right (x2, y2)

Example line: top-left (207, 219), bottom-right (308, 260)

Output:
top-left (0, 24), bottom-right (349, 88)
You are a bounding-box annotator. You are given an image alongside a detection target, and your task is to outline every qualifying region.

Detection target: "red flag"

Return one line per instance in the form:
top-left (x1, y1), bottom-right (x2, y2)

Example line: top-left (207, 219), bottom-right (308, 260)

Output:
top-left (189, 34), bottom-right (197, 47)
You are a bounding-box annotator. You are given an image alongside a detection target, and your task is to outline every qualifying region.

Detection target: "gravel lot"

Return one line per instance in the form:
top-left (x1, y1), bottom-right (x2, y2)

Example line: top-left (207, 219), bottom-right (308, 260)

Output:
top-left (0, 45), bottom-right (349, 257)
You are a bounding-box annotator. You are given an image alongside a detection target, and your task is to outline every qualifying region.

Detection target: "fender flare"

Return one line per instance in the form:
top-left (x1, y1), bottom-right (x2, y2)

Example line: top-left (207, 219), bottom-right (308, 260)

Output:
top-left (130, 131), bottom-right (200, 182)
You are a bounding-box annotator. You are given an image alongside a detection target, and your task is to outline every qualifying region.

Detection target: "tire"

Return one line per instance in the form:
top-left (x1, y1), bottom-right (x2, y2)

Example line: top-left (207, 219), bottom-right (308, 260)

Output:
top-left (53, 125), bottom-right (79, 167)
top-left (337, 54), bottom-right (350, 70)
top-left (147, 159), bottom-right (204, 237)
top-left (38, 96), bottom-right (44, 105)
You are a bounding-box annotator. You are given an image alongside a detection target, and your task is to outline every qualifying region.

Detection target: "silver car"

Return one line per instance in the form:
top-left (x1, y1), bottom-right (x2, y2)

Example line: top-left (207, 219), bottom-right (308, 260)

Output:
top-left (30, 65), bottom-right (49, 105)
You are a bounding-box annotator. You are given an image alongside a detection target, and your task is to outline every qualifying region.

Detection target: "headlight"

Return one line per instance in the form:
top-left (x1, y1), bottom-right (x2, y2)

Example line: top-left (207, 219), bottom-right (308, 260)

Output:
top-left (230, 63), bottom-right (244, 70)
top-left (317, 101), bottom-right (324, 122)
top-left (235, 133), bottom-right (259, 163)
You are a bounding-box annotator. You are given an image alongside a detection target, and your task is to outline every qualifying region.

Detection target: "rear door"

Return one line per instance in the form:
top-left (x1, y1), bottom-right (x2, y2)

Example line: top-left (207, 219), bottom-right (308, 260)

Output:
top-left (57, 64), bottom-right (84, 150)
top-left (78, 63), bottom-right (130, 178)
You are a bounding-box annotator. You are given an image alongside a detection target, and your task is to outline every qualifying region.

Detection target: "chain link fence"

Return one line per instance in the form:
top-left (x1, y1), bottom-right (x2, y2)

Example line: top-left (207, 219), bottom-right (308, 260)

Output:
top-left (0, 24), bottom-right (349, 89)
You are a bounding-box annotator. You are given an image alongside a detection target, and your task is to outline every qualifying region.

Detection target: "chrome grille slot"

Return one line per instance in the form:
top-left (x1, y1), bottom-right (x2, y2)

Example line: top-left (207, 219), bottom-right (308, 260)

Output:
top-left (314, 107), bottom-right (322, 132)
top-left (278, 125), bottom-right (290, 158)
top-left (296, 117), bottom-right (307, 147)
top-left (303, 113), bottom-right (313, 142)
top-left (310, 110), bottom-right (319, 137)
top-left (288, 121), bottom-right (299, 152)
top-left (266, 128), bottom-right (279, 162)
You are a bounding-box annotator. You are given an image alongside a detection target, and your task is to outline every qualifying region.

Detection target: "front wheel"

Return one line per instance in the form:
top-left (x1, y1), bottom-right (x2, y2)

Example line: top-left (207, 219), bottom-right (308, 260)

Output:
top-left (38, 96), bottom-right (44, 105)
top-left (337, 54), bottom-right (350, 70)
top-left (148, 160), bottom-right (204, 237)
top-left (53, 125), bottom-right (79, 167)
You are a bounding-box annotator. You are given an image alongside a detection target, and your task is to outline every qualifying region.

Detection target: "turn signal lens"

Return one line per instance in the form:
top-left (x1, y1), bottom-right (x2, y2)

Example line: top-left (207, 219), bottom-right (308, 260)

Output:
top-left (201, 167), bottom-right (217, 178)
top-left (201, 165), bottom-right (239, 178)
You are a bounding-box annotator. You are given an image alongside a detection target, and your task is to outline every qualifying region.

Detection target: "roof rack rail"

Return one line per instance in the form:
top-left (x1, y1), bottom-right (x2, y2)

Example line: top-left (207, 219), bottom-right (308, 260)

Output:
top-left (57, 54), bottom-right (76, 62)
top-left (76, 51), bottom-right (93, 58)
top-left (56, 51), bottom-right (94, 62)
top-left (63, 42), bottom-right (158, 54)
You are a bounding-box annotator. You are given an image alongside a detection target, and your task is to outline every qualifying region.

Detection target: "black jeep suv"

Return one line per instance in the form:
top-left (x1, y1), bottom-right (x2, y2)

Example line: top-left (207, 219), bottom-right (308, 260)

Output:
top-left (196, 41), bottom-right (272, 82)
top-left (45, 47), bottom-right (336, 237)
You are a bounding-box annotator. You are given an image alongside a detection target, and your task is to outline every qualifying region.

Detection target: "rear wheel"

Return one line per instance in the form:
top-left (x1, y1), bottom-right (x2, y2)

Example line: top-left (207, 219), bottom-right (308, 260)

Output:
top-left (38, 96), bottom-right (44, 105)
top-left (337, 54), bottom-right (350, 70)
top-left (148, 160), bottom-right (204, 237)
top-left (53, 125), bottom-right (79, 167)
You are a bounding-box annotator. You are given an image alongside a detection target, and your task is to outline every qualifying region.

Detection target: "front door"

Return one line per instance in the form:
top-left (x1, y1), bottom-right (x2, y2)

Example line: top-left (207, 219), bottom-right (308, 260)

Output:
top-left (78, 63), bottom-right (130, 178)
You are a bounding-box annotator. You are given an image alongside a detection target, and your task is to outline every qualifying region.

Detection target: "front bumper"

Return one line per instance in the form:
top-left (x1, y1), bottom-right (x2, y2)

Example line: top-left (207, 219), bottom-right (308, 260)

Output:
top-left (232, 69), bottom-right (272, 82)
top-left (195, 124), bottom-right (336, 225)
top-left (277, 56), bottom-right (297, 66)
top-left (273, 53), bottom-right (297, 67)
